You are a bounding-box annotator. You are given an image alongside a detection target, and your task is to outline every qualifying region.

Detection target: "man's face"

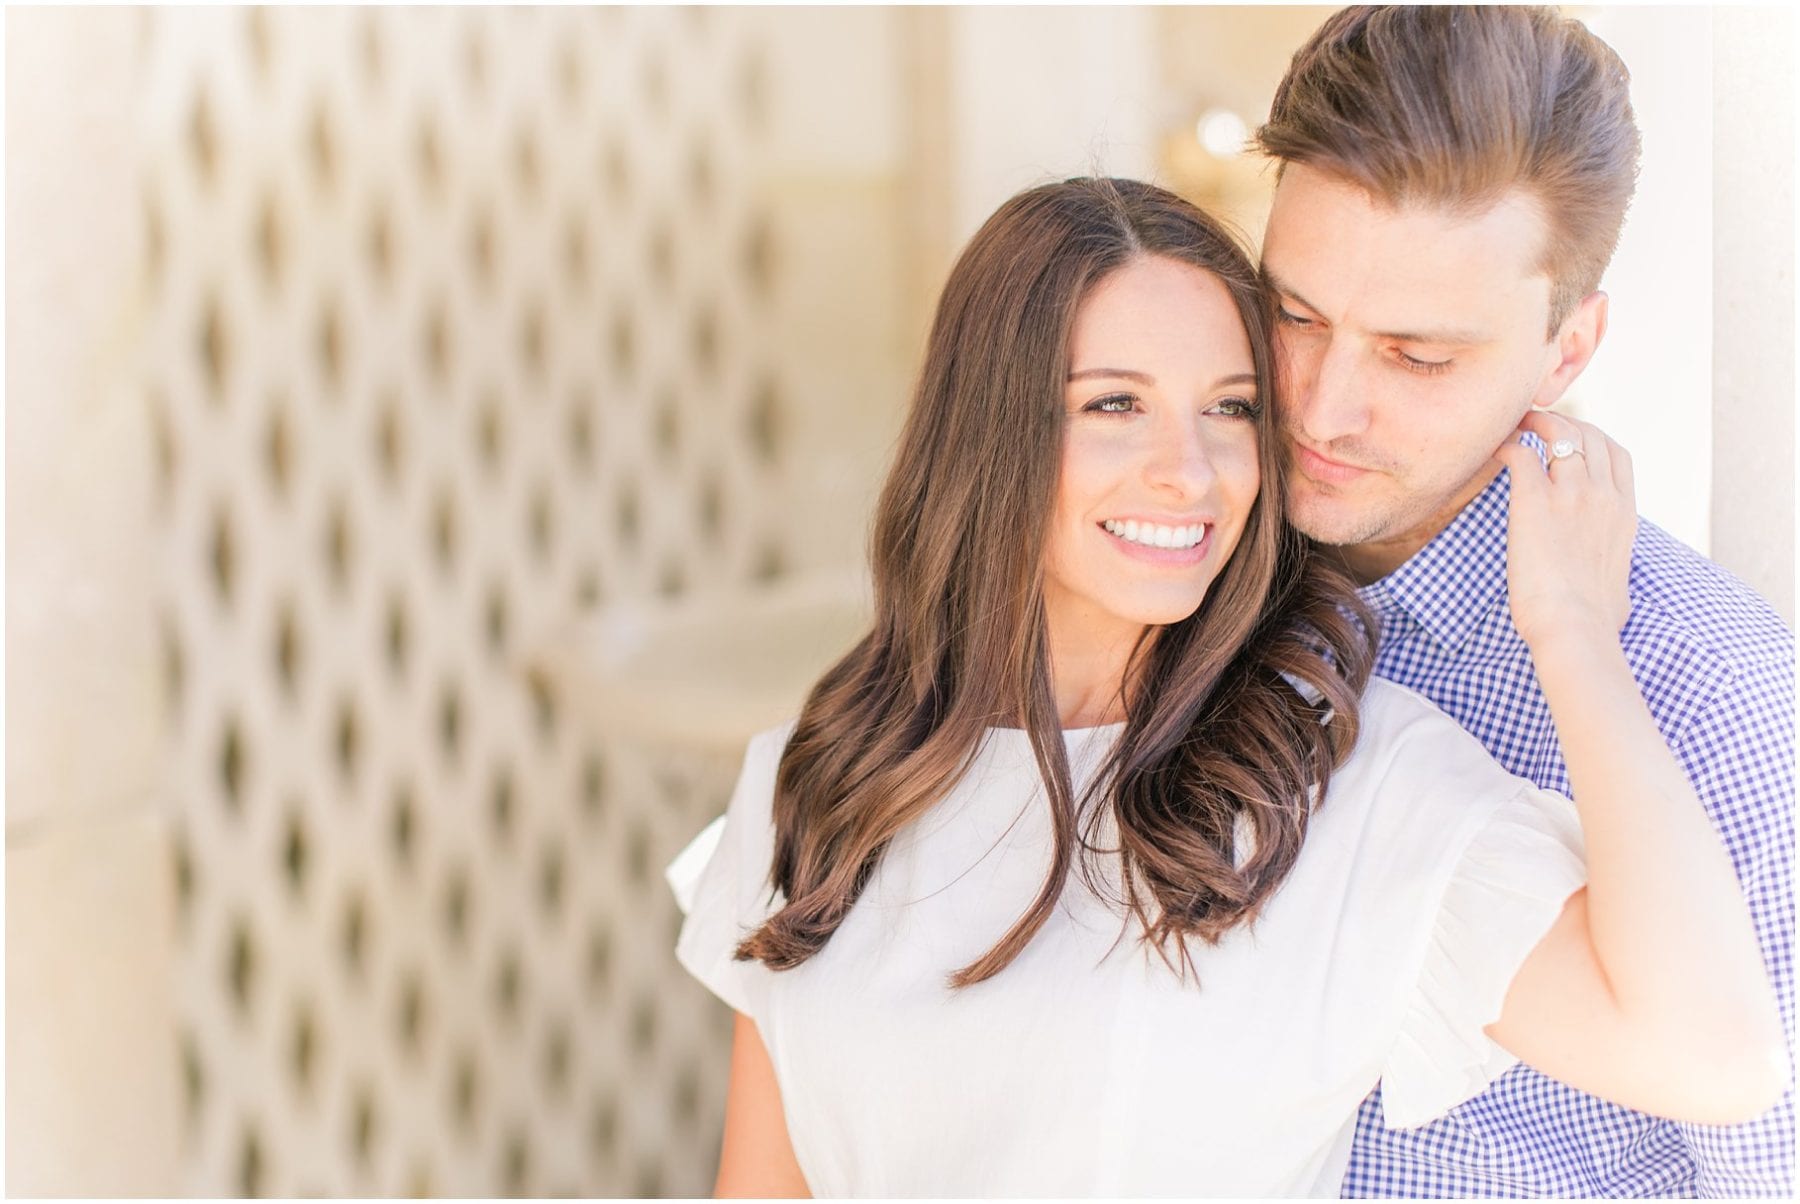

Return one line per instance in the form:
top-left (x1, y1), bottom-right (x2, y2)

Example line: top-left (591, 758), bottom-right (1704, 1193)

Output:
top-left (1260, 164), bottom-right (1571, 570)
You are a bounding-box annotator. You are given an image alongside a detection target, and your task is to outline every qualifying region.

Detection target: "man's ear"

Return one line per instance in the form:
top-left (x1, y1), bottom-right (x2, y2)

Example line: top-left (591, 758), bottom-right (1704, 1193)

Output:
top-left (1530, 291), bottom-right (1609, 409)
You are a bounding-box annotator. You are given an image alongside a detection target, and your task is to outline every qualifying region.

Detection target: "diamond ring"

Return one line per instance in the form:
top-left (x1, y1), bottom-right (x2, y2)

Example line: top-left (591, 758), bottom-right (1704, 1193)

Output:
top-left (1550, 438), bottom-right (1585, 461)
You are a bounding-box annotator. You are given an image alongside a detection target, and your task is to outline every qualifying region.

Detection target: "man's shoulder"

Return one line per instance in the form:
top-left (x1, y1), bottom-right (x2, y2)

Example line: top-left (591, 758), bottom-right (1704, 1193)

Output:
top-left (1381, 513), bottom-right (1793, 757)
top-left (1623, 518), bottom-right (1794, 682)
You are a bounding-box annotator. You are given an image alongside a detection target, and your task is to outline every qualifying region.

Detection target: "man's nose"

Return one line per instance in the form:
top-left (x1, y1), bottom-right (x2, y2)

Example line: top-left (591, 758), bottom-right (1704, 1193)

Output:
top-left (1287, 337), bottom-right (1371, 444)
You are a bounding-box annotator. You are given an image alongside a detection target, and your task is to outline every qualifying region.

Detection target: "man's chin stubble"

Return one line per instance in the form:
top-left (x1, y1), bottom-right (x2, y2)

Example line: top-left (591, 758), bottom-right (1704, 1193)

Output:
top-left (1286, 491), bottom-right (1409, 550)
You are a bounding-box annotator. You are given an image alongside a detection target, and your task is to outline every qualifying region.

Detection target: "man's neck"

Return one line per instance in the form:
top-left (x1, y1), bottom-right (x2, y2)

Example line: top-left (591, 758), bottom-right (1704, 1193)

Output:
top-left (1330, 463), bottom-right (1505, 586)
top-left (1328, 538), bottom-right (1418, 586)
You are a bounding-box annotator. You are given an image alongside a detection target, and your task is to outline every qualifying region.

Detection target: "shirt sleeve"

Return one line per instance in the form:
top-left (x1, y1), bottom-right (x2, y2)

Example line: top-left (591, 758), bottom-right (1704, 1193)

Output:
top-left (665, 720), bottom-right (796, 1017)
top-left (1379, 783), bottom-right (1587, 1130)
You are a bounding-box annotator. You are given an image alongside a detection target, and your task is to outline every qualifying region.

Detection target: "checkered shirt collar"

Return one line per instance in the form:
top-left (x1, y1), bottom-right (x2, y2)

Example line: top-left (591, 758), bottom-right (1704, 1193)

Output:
top-left (1356, 469), bottom-right (1513, 654)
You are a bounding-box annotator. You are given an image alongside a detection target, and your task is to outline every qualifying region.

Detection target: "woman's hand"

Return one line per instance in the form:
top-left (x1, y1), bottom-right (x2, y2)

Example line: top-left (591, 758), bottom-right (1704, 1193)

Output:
top-left (1491, 409), bottom-right (1637, 651)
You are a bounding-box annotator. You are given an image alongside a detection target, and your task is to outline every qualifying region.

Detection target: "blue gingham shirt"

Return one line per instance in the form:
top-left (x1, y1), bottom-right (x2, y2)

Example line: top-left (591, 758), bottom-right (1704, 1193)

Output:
top-left (1343, 468), bottom-right (1796, 1198)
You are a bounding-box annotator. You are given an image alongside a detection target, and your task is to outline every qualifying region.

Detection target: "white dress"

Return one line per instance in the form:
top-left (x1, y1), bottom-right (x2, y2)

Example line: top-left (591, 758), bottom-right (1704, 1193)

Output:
top-left (665, 677), bottom-right (1585, 1197)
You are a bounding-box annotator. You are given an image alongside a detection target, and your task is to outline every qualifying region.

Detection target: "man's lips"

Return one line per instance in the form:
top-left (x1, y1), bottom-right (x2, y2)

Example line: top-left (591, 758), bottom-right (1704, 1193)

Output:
top-left (1291, 442), bottom-right (1371, 484)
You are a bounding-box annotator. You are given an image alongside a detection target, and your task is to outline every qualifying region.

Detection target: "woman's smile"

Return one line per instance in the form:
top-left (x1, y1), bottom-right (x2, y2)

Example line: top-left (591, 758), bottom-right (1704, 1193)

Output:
top-left (1097, 518), bottom-right (1214, 564)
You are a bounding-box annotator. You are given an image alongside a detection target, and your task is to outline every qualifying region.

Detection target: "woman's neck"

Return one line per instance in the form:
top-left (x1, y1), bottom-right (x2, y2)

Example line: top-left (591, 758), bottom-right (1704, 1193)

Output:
top-left (1044, 610), bottom-right (1148, 728)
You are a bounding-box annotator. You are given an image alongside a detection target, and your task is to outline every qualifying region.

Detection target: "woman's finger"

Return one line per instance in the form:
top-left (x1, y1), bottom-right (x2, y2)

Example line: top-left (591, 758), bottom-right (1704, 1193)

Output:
top-left (1563, 415), bottom-right (1616, 489)
top-left (1494, 437), bottom-right (1551, 513)
top-left (1519, 409), bottom-right (1612, 489)
top-left (1611, 438), bottom-right (1635, 498)
top-left (1517, 407), bottom-right (1578, 448)
top-left (1518, 409), bottom-right (1583, 480)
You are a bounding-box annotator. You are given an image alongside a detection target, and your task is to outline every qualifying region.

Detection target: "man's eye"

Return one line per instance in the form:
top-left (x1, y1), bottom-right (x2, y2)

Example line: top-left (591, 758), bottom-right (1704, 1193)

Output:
top-left (1085, 394), bottom-right (1135, 413)
top-left (1276, 308), bottom-right (1316, 328)
top-left (1396, 351), bottom-right (1452, 376)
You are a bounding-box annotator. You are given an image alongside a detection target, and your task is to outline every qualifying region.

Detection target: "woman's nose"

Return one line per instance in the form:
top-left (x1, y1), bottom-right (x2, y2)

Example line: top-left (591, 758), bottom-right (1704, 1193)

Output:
top-left (1144, 422), bottom-right (1218, 497)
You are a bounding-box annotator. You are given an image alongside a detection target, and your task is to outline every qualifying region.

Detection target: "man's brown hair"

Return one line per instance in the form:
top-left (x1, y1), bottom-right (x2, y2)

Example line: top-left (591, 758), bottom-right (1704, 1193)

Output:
top-left (1256, 5), bottom-right (1641, 333)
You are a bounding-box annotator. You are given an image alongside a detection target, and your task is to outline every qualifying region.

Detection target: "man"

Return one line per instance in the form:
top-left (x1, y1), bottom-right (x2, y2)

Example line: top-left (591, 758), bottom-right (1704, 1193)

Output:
top-left (1255, 6), bottom-right (1794, 1197)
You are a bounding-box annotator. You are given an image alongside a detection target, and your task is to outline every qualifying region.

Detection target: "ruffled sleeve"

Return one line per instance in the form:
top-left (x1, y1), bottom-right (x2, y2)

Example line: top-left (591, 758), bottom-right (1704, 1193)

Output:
top-left (665, 720), bottom-right (796, 1017)
top-left (1379, 783), bottom-right (1587, 1129)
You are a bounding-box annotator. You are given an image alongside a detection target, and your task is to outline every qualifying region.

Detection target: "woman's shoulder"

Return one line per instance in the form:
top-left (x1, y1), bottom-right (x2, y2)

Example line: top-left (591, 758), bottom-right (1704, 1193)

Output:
top-left (746, 716), bottom-right (802, 763)
top-left (1334, 676), bottom-right (1538, 820)
top-left (711, 717), bottom-right (802, 833)
top-left (1354, 676), bottom-right (1501, 765)
top-left (1358, 673), bottom-right (1463, 726)
top-left (1316, 678), bottom-right (1575, 913)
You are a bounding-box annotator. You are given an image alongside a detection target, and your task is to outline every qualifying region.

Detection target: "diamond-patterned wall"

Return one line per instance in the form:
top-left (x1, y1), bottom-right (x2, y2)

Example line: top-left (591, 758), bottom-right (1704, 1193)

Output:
top-left (140, 8), bottom-right (789, 1194)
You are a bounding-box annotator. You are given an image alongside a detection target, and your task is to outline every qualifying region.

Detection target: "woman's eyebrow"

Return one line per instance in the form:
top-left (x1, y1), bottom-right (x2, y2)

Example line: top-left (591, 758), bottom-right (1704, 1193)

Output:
top-left (1068, 367), bottom-right (1155, 384)
top-left (1068, 368), bottom-right (1257, 389)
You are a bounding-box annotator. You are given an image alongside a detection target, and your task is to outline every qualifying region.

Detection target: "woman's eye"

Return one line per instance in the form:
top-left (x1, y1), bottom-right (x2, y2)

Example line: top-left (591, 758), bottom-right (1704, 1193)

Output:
top-left (1276, 307), bottom-right (1315, 328)
top-left (1085, 394), bottom-right (1136, 413)
top-left (1210, 398), bottom-right (1262, 419)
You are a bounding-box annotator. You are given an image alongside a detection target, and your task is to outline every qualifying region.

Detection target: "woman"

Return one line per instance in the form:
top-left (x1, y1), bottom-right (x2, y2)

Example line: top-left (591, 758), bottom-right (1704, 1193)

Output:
top-left (665, 179), bottom-right (1783, 1196)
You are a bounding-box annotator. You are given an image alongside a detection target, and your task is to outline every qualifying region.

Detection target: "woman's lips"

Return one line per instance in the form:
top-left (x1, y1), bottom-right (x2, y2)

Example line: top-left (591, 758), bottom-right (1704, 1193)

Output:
top-left (1098, 522), bottom-right (1213, 565)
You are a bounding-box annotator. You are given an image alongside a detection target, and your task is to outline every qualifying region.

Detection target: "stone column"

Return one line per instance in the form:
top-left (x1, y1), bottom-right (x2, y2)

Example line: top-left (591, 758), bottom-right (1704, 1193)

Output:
top-left (5, 7), bottom-right (179, 1195)
top-left (1711, 6), bottom-right (1796, 625)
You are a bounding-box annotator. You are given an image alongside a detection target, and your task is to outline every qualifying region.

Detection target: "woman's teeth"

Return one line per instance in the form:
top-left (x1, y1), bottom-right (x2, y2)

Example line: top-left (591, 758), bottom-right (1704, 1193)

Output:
top-left (1102, 519), bottom-right (1208, 550)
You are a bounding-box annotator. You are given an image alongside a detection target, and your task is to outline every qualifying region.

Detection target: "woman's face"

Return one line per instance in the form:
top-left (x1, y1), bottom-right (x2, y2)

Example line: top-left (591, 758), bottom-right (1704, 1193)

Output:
top-left (1044, 255), bottom-right (1263, 653)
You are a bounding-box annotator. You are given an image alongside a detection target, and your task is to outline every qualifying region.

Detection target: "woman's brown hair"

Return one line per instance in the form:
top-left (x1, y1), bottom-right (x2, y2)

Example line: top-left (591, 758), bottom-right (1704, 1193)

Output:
top-left (737, 177), bottom-right (1374, 986)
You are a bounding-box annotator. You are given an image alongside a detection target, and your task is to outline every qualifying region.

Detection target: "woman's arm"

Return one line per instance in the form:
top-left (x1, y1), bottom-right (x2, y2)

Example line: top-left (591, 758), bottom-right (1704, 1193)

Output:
top-left (1483, 413), bottom-right (1787, 1124)
top-left (714, 1012), bottom-right (811, 1198)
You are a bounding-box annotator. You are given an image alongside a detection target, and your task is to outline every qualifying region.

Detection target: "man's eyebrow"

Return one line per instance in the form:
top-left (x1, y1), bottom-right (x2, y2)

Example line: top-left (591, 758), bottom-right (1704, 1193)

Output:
top-left (1377, 323), bottom-right (1488, 346)
top-left (1261, 266), bottom-right (1311, 313)
top-left (1262, 267), bottom-right (1487, 346)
